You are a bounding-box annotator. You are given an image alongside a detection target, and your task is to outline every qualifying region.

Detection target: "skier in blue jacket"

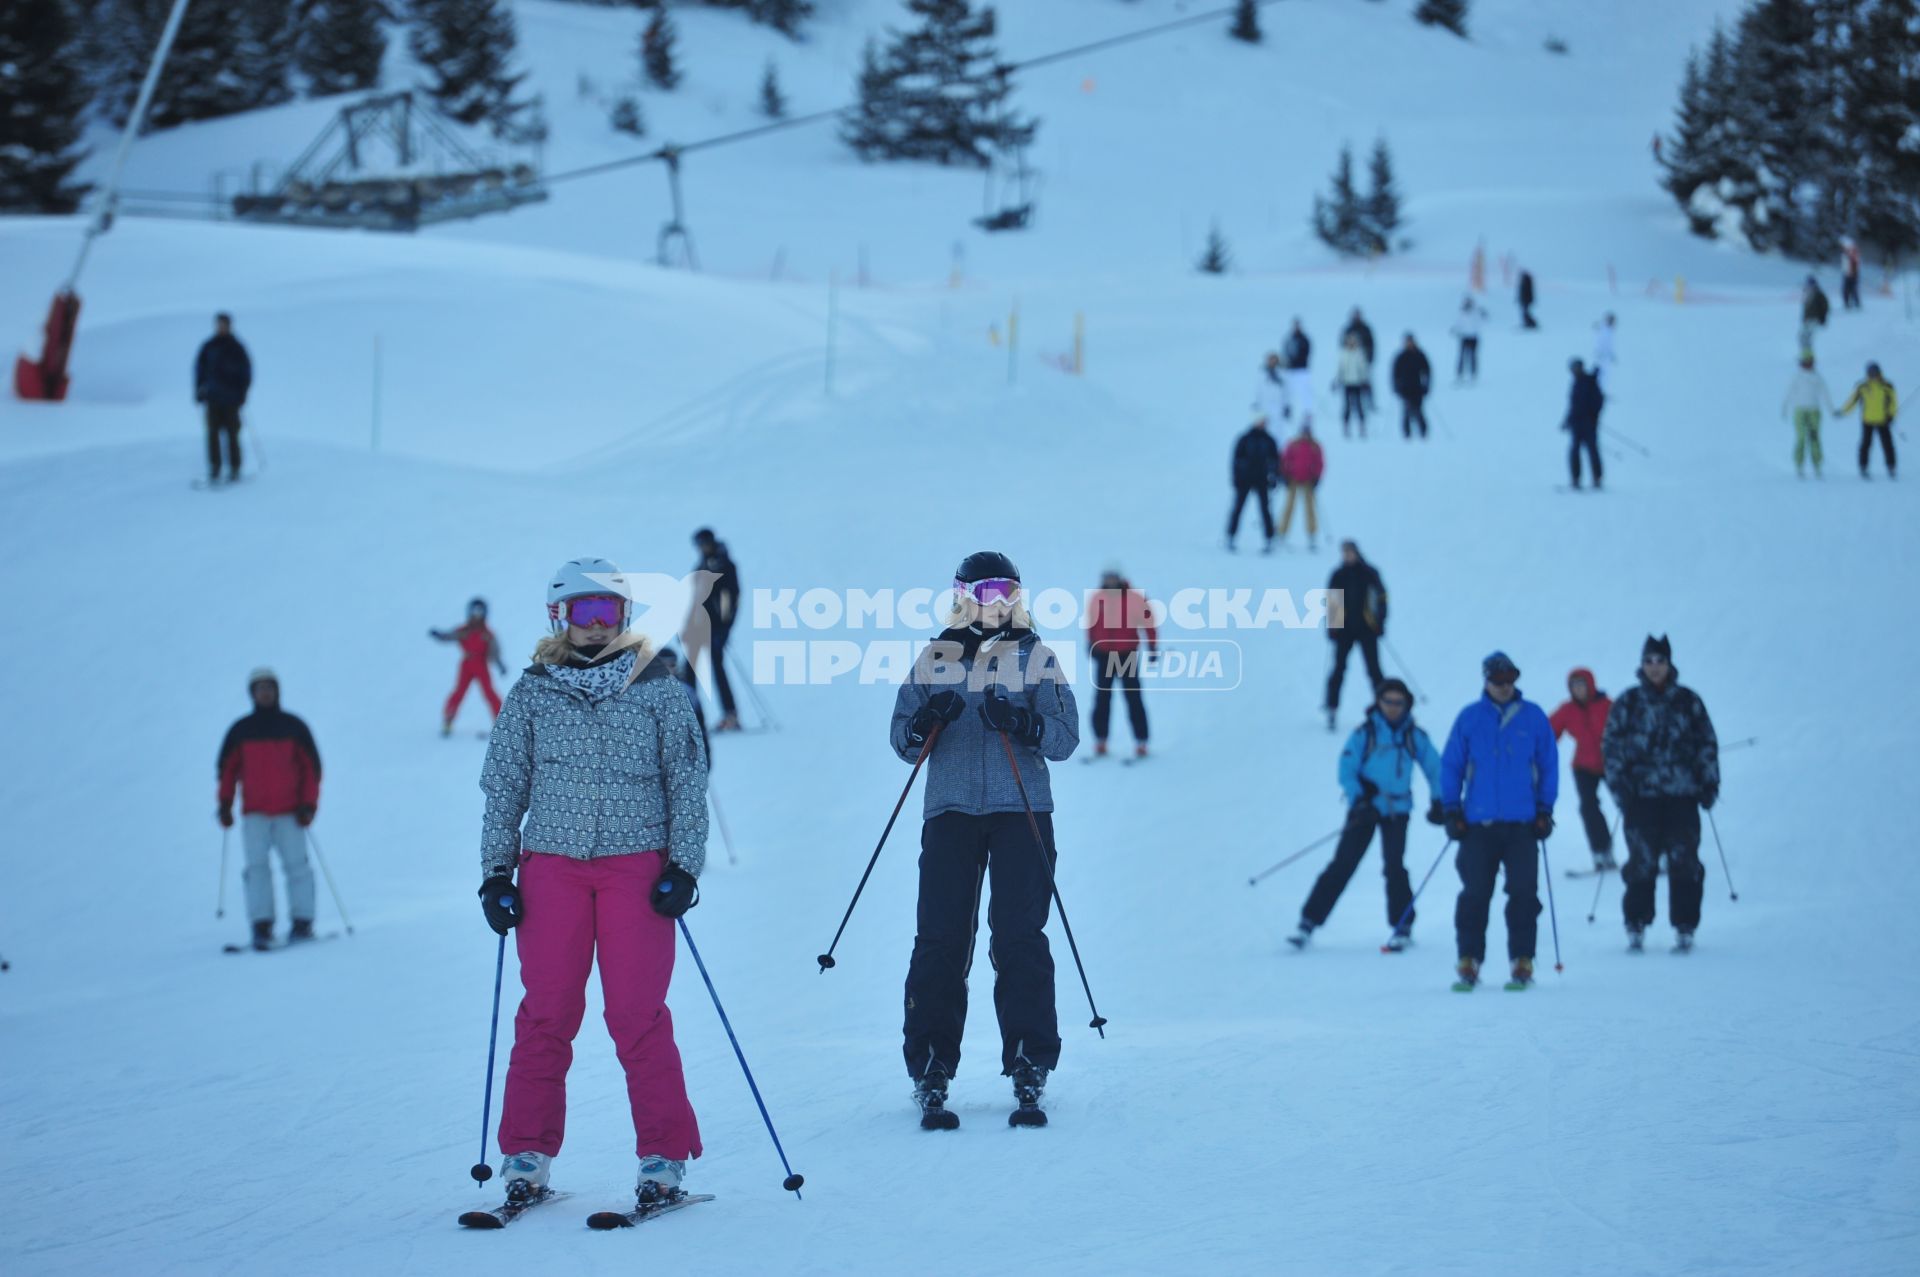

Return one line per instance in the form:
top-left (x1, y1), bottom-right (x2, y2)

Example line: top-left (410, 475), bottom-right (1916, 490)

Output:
top-left (1438, 651), bottom-right (1559, 989)
top-left (1289, 679), bottom-right (1444, 951)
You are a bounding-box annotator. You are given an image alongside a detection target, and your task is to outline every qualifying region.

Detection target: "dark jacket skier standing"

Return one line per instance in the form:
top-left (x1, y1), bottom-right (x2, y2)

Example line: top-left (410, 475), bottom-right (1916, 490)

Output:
top-left (890, 552), bottom-right (1079, 1127)
top-left (1564, 359), bottom-right (1606, 490)
top-left (195, 313), bottom-right (252, 484)
top-left (1227, 417), bottom-right (1282, 551)
top-left (1601, 635), bottom-right (1718, 952)
top-left (1390, 334), bottom-right (1431, 439)
top-left (685, 529), bottom-right (742, 730)
top-left (1324, 540), bottom-right (1387, 727)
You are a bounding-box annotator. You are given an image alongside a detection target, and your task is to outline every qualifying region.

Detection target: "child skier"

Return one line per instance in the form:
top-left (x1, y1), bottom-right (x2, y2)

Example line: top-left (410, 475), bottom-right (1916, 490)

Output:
top-left (431, 597), bottom-right (507, 735)
top-left (476, 557), bottom-right (709, 1214)
top-left (1548, 668), bottom-right (1615, 871)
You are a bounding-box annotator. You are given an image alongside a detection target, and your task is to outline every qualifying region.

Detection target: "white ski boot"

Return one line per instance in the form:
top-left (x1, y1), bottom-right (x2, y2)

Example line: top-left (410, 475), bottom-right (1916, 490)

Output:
top-left (636, 1154), bottom-right (687, 1206)
top-left (1673, 930), bottom-right (1695, 954)
top-left (500, 1151), bottom-right (552, 1202)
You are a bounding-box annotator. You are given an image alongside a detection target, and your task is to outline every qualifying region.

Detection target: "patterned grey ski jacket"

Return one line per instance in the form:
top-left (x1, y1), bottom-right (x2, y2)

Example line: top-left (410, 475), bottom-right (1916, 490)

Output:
top-left (890, 629), bottom-right (1079, 819)
top-left (480, 651), bottom-right (709, 879)
top-left (1601, 669), bottom-right (1719, 804)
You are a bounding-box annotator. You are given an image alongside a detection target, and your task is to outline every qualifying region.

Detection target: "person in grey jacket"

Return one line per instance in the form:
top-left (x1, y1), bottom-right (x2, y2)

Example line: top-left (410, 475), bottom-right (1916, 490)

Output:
top-left (475, 557), bottom-right (710, 1212)
top-left (889, 550), bottom-right (1079, 1125)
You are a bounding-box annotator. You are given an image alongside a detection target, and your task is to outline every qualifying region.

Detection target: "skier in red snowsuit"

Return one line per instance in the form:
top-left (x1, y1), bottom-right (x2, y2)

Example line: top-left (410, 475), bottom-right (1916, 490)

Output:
top-left (433, 597), bottom-right (507, 734)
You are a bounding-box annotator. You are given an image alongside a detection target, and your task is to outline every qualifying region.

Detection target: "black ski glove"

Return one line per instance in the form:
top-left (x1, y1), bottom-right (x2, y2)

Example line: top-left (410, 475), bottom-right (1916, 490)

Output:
top-left (1698, 784), bottom-right (1718, 811)
top-left (479, 876), bottom-right (521, 935)
top-left (294, 805), bottom-right (315, 828)
top-left (218, 804), bottom-right (234, 829)
top-left (651, 863), bottom-right (699, 918)
top-left (1533, 807), bottom-right (1555, 839)
top-left (980, 688), bottom-right (1044, 746)
top-left (1426, 799), bottom-right (1446, 827)
top-left (1444, 809), bottom-right (1468, 841)
top-left (905, 690), bottom-right (965, 749)
top-left (1358, 777), bottom-right (1380, 801)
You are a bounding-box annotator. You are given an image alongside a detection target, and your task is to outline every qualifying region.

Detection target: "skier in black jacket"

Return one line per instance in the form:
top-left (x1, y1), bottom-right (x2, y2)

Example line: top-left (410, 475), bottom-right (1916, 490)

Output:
top-left (194, 313), bottom-right (252, 484)
top-left (1518, 270), bottom-right (1538, 329)
top-left (1564, 359), bottom-right (1605, 490)
top-left (1390, 334), bottom-right (1432, 439)
top-left (686, 528), bottom-right (743, 731)
top-left (1227, 417), bottom-right (1282, 552)
top-left (1325, 541), bottom-right (1388, 728)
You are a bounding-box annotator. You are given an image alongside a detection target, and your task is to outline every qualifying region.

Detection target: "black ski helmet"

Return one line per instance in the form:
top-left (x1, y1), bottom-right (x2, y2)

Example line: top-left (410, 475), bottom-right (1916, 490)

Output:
top-left (955, 550), bottom-right (1020, 584)
top-left (468, 597), bottom-right (487, 618)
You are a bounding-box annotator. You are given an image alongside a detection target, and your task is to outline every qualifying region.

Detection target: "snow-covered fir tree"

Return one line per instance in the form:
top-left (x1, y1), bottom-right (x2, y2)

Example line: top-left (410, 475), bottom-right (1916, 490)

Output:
top-left (759, 60), bottom-right (788, 118)
top-left (642, 8), bottom-right (682, 91)
top-left (0, 0), bottom-right (92, 212)
top-left (610, 94), bottom-right (645, 135)
top-left (1414, 0), bottom-right (1468, 38)
top-left (235, 0), bottom-right (298, 109)
top-left (1364, 137), bottom-right (1402, 250)
top-left (88, 0), bottom-right (255, 128)
top-left (409, 0), bottom-right (530, 135)
top-left (298, 0), bottom-right (389, 96)
top-left (1197, 222), bottom-right (1232, 273)
top-left (841, 0), bottom-right (1037, 168)
top-left (1313, 144), bottom-right (1369, 255)
top-left (1230, 0), bottom-right (1262, 44)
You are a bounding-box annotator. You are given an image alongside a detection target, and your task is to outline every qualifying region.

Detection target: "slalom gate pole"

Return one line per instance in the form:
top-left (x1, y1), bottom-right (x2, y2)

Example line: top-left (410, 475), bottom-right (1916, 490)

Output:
top-left (998, 732), bottom-right (1108, 1035)
top-left (216, 827), bottom-right (230, 919)
top-left (1539, 840), bottom-right (1565, 973)
top-left (1381, 838), bottom-right (1452, 952)
top-left (469, 932), bottom-right (508, 1185)
top-left (816, 727), bottom-right (940, 971)
top-left (305, 829), bottom-right (355, 935)
top-left (679, 919), bottom-right (805, 1199)
top-left (1706, 809), bottom-right (1739, 901)
top-left (1248, 827), bottom-right (1342, 886)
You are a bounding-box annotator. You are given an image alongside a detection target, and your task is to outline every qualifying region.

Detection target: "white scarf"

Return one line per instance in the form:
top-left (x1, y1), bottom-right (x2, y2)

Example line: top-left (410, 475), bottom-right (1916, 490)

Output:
top-left (545, 649), bottom-right (636, 703)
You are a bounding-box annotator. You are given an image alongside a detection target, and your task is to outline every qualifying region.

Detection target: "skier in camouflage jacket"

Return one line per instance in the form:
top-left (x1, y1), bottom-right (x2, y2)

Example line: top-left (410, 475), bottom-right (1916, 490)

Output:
top-left (1601, 634), bottom-right (1719, 944)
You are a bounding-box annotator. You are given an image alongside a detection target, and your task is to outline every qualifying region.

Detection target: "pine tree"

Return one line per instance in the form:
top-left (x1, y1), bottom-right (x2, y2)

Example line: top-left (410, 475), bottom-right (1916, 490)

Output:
top-left (1230, 0), bottom-right (1261, 44)
top-left (841, 0), bottom-right (1037, 168)
top-left (1197, 222), bottom-right (1232, 274)
top-left (642, 8), bottom-right (682, 91)
top-left (1312, 144), bottom-right (1368, 255)
top-left (111, 0), bottom-right (254, 128)
top-left (236, 0), bottom-right (298, 108)
top-left (610, 94), bottom-right (646, 135)
top-left (758, 60), bottom-right (787, 118)
top-left (0, 0), bottom-right (92, 212)
top-left (1414, 0), bottom-right (1468, 38)
top-left (1844, 0), bottom-right (1920, 262)
top-left (409, 0), bottom-right (530, 136)
top-left (298, 0), bottom-right (388, 96)
top-left (1363, 136), bottom-right (1401, 252)
top-left (1725, 0), bottom-right (1823, 254)
top-left (751, 0), bottom-right (813, 37)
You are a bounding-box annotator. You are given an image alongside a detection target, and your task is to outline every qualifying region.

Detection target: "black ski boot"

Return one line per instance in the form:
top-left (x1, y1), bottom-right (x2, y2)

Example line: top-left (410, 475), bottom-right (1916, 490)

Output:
top-left (288, 919), bottom-right (315, 943)
top-left (1009, 1062), bottom-right (1049, 1128)
top-left (251, 920), bottom-right (274, 952)
top-left (914, 1070), bottom-right (958, 1131)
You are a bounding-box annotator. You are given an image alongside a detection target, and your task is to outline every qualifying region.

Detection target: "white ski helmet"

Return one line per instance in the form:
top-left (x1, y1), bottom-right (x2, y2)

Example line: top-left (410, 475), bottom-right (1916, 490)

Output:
top-left (547, 557), bottom-right (631, 633)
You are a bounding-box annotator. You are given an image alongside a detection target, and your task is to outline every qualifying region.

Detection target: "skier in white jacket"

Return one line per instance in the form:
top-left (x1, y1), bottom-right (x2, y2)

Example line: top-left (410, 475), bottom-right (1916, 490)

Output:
top-left (1332, 334), bottom-right (1372, 438)
top-left (1780, 353), bottom-right (1837, 478)
top-left (1449, 297), bottom-right (1487, 383)
top-left (1253, 352), bottom-right (1292, 426)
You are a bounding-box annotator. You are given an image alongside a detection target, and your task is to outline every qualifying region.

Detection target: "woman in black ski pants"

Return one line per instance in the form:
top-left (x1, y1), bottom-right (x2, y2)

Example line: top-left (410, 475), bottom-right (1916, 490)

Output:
top-left (889, 551), bottom-right (1079, 1126)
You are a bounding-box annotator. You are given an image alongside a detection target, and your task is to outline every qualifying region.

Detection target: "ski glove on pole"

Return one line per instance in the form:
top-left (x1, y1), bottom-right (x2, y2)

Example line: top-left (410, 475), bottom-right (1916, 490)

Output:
top-left (1444, 809), bottom-right (1469, 842)
top-left (218, 805), bottom-right (234, 829)
top-left (1699, 785), bottom-right (1718, 811)
top-left (479, 876), bottom-right (521, 935)
top-left (652, 864), bottom-right (700, 918)
top-left (295, 805), bottom-right (316, 828)
top-left (1533, 807), bottom-right (1555, 839)
top-left (979, 687), bottom-right (1044, 747)
top-left (1426, 799), bottom-right (1446, 826)
top-left (905, 690), bottom-right (965, 749)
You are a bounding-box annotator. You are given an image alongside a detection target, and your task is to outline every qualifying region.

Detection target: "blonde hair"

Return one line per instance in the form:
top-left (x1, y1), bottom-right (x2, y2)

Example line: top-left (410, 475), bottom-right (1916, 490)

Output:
top-left (942, 594), bottom-right (1035, 632)
top-left (532, 629), bottom-right (658, 684)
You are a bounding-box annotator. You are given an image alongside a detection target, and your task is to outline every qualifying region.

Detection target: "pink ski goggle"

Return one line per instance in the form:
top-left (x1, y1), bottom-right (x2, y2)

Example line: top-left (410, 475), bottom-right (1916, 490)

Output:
top-left (956, 577), bottom-right (1021, 604)
top-left (559, 595), bottom-right (625, 628)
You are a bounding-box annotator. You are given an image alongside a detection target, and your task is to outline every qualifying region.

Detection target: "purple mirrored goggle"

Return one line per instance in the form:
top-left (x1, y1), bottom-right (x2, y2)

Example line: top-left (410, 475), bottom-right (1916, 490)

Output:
top-left (956, 577), bottom-right (1021, 604)
top-left (550, 594), bottom-right (626, 628)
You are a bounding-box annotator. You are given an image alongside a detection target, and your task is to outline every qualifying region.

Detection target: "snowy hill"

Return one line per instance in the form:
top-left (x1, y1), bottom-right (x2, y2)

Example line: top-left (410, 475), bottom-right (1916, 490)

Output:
top-left (3, 2), bottom-right (1917, 1275)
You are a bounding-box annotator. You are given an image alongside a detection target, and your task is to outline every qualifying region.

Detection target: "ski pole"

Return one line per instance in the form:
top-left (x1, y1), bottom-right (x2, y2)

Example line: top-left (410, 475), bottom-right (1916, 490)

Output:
top-left (679, 918), bottom-right (805, 1199)
top-left (727, 645), bottom-right (780, 732)
top-left (817, 726), bottom-right (940, 971)
top-left (470, 931), bottom-right (508, 1185)
top-left (1379, 636), bottom-right (1428, 702)
top-left (1587, 815), bottom-right (1621, 924)
top-left (709, 787), bottom-right (739, 867)
top-left (1380, 838), bottom-right (1452, 951)
top-left (305, 828), bottom-right (355, 935)
top-left (1539, 840), bottom-right (1564, 973)
top-left (1247, 827), bottom-right (1341, 886)
top-left (1604, 426), bottom-right (1652, 457)
top-left (998, 731), bottom-right (1108, 1035)
top-left (1721, 735), bottom-right (1758, 753)
top-left (243, 414), bottom-right (268, 474)
top-left (1706, 809), bottom-right (1739, 901)
top-left (216, 827), bottom-right (230, 919)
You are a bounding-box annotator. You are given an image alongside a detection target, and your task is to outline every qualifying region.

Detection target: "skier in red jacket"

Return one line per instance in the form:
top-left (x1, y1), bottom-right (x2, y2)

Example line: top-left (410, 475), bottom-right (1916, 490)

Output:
top-left (1548, 667), bottom-right (1615, 870)
top-left (432, 597), bottom-right (507, 736)
top-left (1277, 424), bottom-right (1324, 551)
top-left (217, 668), bottom-right (323, 949)
top-left (1084, 567), bottom-right (1157, 758)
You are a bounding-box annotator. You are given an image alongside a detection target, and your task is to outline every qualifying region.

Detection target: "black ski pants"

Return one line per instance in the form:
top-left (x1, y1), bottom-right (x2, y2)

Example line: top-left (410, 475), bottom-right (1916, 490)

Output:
top-left (903, 811), bottom-right (1060, 1081)
top-left (1621, 796), bottom-right (1704, 932)
top-left (205, 403), bottom-right (242, 479)
top-left (1841, 274), bottom-right (1860, 309)
top-left (1341, 385), bottom-right (1368, 434)
top-left (708, 620), bottom-right (737, 716)
top-left (1570, 422), bottom-right (1602, 487)
top-left (1228, 482), bottom-right (1274, 542)
top-left (1326, 632), bottom-right (1384, 712)
top-left (1302, 810), bottom-right (1413, 930)
top-left (1456, 336), bottom-right (1479, 380)
top-left (1400, 393), bottom-right (1428, 439)
top-left (1454, 822), bottom-right (1539, 963)
top-left (1860, 423), bottom-right (1896, 476)
top-left (1091, 649), bottom-right (1148, 743)
top-left (1573, 768), bottom-right (1612, 855)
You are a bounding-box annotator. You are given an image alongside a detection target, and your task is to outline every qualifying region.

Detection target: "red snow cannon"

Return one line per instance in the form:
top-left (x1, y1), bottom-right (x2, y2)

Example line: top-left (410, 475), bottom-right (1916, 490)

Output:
top-left (14, 291), bottom-right (82, 402)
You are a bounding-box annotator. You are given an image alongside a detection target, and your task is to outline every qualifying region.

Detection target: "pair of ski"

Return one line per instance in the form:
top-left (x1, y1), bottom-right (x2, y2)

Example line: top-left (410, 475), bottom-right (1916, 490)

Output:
top-left (458, 1187), bottom-right (713, 1230)
top-left (222, 931), bottom-right (340, 954)
top-left (918, 1096), bottom-right (1045, 1130)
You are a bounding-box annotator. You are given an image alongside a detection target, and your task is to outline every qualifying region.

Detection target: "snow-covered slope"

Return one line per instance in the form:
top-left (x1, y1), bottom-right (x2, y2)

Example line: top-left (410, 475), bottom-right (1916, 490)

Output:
top-left (3, 2), bottom-right (1916, 1275)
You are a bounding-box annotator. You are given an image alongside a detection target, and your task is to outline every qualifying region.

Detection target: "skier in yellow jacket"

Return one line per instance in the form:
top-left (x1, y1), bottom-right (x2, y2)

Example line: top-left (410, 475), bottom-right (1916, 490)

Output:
top-left (1838, 363), bottom-right (1898, 479)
